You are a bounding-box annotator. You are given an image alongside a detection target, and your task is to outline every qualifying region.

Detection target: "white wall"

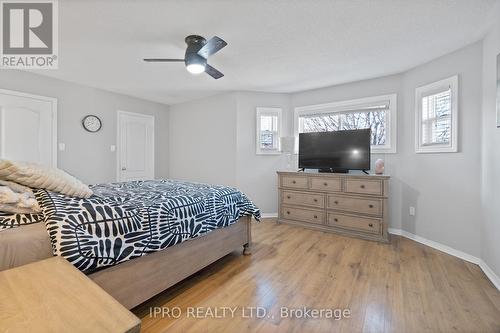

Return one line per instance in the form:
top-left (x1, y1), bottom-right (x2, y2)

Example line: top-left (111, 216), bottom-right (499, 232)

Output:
top-left (169, 93), bottom-right (238, 186)
top-left (481, 9), bottom-right (500, 278)
top-left (235, 92), bottom-right (290, 215)
top-left (401, 42), bottom-right (483, 258)
top-left (291, 42), bottom-right (483, 257)
top-left (168, 91), bottom-right (290, 214)
top-left (0, 70), bottom-right (169, 184)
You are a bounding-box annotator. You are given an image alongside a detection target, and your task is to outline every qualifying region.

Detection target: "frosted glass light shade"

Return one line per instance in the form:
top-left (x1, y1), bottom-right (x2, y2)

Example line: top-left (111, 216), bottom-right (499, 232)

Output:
top-left (186, 63), bottom-right (205, 74)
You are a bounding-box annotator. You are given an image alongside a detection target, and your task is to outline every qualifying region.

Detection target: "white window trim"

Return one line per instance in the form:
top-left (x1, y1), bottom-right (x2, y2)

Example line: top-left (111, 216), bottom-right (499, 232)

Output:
top-left (415, 75), bottom-right (458, 153)
top-left (256, 107), bottom-right (282, 155)
top-left (293, 94), bottom-right (397, 154)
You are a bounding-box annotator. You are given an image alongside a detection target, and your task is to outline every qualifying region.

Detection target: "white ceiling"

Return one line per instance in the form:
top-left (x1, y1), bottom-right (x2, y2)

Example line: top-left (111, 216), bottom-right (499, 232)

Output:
top-left (34, 0), bottom-right (499, 105)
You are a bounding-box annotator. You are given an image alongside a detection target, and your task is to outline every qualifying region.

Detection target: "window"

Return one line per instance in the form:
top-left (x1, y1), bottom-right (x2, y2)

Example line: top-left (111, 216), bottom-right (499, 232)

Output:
top-left (294, 94), bottom-right (397, 153)
top-left (256, 107), bottom-right (281, 155)
top-left (415, 76), bottom-right (458, 153)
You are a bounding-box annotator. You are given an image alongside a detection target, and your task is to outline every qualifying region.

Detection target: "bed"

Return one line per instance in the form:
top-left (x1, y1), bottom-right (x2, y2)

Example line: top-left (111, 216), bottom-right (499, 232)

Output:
top-left (0, 222), bottom-right (53, 271)
top-left (0, 179), bottom-right (259, 309)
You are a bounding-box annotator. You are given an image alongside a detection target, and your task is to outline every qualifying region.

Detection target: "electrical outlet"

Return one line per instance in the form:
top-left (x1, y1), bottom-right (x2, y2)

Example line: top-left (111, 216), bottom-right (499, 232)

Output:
top-left (409, 206), bottom-right (416, 216)
top-left (58, 143), bottom-right (65, 151)
top-left (110, 145), bottom-right (116, 152)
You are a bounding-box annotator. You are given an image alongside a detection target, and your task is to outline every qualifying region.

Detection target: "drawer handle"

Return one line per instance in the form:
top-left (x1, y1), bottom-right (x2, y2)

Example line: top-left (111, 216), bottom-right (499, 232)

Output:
top-left (369, 204), bottom-right (374, 208)
top-left (360, 185), bottom-right (366, 189)
top-left (286, 211), bottom-right (290, 215)
top-left (292, 180), bottom-right (296, 184)
top-left (313, 198), bottom-right (318, 202)
top-left (334, 218), bottom-right (338, 222)
top-left (334, 200), bottom-right (339, 204)
top-left (314, 215), bottom-right (318, 219)
top-left (323, 182), bottom-right (328, 186)
top-left (287, 195), bottom-right (291, 199)
top-left (368, 223), bottom-right (373, 227)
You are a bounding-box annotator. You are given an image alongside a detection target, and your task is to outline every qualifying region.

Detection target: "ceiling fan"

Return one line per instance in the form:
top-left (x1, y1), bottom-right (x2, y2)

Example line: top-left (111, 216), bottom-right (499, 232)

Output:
top-left (144, 35), bottom-right (227, 79)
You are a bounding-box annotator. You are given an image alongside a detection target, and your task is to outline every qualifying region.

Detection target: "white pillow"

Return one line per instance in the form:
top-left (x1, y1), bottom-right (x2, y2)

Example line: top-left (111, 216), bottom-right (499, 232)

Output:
top-left (0, 160), bottom-right (93, 198)
top-left (0, 184), bottom-right (41, 214)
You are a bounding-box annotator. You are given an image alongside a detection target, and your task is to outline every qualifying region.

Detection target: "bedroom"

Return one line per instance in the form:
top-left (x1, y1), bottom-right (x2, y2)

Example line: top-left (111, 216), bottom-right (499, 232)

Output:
top-left (0, 0), bottom-right (500, 332)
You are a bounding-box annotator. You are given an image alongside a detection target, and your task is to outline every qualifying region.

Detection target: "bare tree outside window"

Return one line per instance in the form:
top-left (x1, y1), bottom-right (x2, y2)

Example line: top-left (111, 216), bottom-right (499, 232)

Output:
top-left (421, 90), bottom-right (451, 146)
top-left (256, 107), bottom-right (282, 155)
top-left (259, 114), bottom-right (279, 150)
top-left (415, 76), bottom-right (457, 153)
top-left (300, 110), bottom-right (387, 145)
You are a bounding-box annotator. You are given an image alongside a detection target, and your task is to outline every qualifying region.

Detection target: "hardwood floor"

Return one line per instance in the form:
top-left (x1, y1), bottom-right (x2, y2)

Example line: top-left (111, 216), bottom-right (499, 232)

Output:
top-left (133, 219), bottom-right (500, 333)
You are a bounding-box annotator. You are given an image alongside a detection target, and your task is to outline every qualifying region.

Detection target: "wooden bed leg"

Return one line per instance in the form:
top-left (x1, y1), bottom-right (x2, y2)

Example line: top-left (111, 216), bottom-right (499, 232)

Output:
top-left (243, 216), bottom-right (252, 255)
top-left (243, 243), bottom-right (252, 255)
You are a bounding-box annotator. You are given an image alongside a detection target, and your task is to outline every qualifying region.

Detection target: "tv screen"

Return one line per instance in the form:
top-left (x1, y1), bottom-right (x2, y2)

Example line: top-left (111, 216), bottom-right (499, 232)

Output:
top-left (299, 129), bottom-right (371, 171)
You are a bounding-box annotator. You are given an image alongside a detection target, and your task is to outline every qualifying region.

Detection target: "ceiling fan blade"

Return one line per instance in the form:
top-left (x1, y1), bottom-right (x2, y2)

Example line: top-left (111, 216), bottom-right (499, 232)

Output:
top-left (143, 58), bottom-right (185, 62)
top-left (205, 64), bottom-right (224, 79)
top-left (197, 36), bottom-right (227, 59)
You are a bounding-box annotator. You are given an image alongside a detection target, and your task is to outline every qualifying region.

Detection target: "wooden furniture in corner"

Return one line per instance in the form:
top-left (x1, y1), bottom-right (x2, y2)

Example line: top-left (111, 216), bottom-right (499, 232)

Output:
top-left (0, 257), bottom-right (141, 333)
top-left (277, 171), bottom-right (390, 242)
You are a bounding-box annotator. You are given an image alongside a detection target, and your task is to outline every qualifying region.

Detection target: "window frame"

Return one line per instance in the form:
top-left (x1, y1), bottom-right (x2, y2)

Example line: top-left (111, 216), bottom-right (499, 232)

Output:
top-left (293, 94), bottom-right (398, 154)
top-left (415, 75), bottom-right (458, 153)
top-left (256, 107), bottom-right (282, 155)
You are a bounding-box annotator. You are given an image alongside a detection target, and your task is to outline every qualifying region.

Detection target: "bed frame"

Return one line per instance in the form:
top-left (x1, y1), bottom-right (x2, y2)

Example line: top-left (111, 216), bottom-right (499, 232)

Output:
top-left (89, 216), bottom-right (252, 309)
top-left (0, 216), bottom-right (252, 309)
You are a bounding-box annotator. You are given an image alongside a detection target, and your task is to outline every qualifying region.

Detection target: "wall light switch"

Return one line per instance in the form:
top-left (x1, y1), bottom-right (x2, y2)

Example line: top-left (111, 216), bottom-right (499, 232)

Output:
top-left (58, 143), bottom-right (66, 151)
top-left (409, 206), bottom-right (416, 216)
top-left (110, 145), bottom-right (116, 152)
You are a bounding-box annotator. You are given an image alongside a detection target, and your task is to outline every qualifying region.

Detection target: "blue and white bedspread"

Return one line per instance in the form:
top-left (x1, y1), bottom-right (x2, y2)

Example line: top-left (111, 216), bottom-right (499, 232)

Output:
top-left (35, 180), bottom-right (260, 272)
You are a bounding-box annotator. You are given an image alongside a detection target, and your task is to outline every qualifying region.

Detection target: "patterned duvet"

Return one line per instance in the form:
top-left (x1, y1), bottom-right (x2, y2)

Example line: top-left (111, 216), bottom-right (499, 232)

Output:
top-left (0, 180), bottom-right (260, 272)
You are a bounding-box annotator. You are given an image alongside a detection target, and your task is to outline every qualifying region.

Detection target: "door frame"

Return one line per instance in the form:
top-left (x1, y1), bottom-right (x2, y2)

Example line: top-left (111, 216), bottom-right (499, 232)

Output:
top-left (0, 88), bottom-right (58, 167)
top-left (116, 110), bottom-right (155, 182)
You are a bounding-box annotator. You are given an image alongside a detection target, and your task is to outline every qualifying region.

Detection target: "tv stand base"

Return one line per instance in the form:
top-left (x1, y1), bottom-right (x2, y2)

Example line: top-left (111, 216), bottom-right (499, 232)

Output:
top-left (318, 168), bottom-right (348, 173)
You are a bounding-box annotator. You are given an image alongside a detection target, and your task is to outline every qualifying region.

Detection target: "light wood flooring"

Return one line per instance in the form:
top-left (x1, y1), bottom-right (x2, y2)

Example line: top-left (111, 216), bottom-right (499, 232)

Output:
top-left (133, 219), bottom-right (500, 333)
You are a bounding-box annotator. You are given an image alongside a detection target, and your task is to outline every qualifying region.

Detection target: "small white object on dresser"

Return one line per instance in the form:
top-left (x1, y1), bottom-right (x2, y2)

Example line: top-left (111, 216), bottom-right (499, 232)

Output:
top-left (277, 171), bottom-right (390, 243)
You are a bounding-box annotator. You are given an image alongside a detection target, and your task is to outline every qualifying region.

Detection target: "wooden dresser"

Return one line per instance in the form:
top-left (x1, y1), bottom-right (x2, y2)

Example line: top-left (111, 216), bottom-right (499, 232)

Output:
top-left (277, 171), bottom-right (389, 242)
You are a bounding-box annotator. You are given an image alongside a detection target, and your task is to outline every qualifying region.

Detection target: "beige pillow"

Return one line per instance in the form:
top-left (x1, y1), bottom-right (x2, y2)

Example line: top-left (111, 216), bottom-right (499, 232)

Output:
top-left (0, 160), bottom-right (93, 198)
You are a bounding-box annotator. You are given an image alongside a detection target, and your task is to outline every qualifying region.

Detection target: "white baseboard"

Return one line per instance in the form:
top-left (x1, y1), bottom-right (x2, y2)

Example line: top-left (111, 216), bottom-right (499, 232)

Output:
top-left (388, 228), bottom-right (480, 264)
top-left (260, 213), bottom-right (278, 218)
top-left (479, 260), bottom-right (500, 291)
top-left (389, 228), bottom-right (500, 291)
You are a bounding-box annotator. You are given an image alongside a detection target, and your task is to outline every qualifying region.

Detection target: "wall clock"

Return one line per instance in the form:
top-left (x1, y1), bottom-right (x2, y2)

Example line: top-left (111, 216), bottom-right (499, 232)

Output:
top-left (82, 115), bottom-right (102, 133)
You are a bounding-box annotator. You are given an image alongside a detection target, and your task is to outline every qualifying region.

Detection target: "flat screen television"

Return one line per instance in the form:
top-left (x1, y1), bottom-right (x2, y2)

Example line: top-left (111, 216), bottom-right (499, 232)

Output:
top-left (298, 129), bottom-right (371, 172)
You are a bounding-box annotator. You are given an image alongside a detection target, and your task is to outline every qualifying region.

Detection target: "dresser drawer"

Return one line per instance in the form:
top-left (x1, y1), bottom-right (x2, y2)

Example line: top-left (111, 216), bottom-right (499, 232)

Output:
top-left (345, 179), bottom-right (383, 196)
top-left (327, 195), bottom-right (382, 216)
top-left (282, 191), bottom-right (325, 208)
top-left (282, 206), bottom-right (324, 224)
top-left (280, 175), bottom-right (308, 189)
top-left (327, 213), bottom-right (381, 234)
top-left (309, 177), bottom-right (342, 192)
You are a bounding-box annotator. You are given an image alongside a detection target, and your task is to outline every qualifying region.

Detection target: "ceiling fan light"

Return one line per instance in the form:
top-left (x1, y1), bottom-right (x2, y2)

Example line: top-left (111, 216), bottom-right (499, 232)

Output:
top-left (186, 63), bottom-right (205, 74)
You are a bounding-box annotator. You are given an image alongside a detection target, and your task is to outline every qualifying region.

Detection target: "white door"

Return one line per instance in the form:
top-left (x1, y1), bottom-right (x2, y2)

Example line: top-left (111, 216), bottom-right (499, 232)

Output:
top-left (117, 111), bottom-right (154, 182)
top-left (0, 89), bottom-right (57, 167)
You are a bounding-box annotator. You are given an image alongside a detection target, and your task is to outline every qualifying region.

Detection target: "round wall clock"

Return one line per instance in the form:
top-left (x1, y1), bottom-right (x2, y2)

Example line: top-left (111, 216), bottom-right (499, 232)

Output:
top-left (82, 115), bottom-right (102, 133)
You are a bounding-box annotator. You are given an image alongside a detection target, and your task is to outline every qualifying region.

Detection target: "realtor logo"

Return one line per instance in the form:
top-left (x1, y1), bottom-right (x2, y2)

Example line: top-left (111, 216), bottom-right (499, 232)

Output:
top-left (1, 0), bottom-right (58, 69)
